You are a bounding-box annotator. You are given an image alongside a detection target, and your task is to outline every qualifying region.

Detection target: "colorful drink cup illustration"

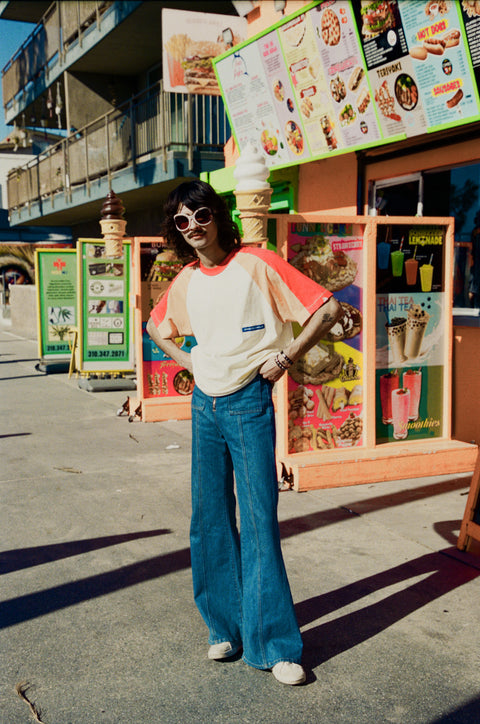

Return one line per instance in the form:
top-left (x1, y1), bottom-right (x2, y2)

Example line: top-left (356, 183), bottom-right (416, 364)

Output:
top-left (405, 246), bottom-right (418, 286)
top-left (403, 368), bottom-right (422, 421)
top-left (386, 317), bottom-right (407, 364)
top-left (404, 304), bottom-right (430, 359)
top-left (380, 370), bottom-right (399, 424)
top-left (390, 249), bottom-right (404, 277)
top-left (420, 263), bottom-right (434, 292)
top-left (391, 387), bottom-right (410, 440)
top-left (377, 241), bottom-right (391, 270)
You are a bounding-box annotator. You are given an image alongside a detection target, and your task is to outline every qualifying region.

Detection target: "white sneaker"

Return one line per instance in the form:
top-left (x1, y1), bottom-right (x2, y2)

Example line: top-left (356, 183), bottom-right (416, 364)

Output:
top-left (208, 641), bottom-right (237, 660)
top-left (272, 661), bottom-right (306, 685)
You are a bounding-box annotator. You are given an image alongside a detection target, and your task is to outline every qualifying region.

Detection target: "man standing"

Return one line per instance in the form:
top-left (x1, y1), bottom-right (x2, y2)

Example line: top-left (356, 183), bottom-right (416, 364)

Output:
top-left (147, 180), bottom-right (342, 685)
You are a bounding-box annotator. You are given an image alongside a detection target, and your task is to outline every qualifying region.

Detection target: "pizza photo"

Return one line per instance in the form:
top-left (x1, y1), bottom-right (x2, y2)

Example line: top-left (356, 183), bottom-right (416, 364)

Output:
top-left (321, 8), bottom-right (341, 46)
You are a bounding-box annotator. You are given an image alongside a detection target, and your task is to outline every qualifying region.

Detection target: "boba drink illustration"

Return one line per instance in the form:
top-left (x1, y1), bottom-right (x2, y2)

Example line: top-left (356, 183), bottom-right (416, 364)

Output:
top-left (380, 370), bottom-right (399, 424)
top-left (386, 317), bottom-right (406, 364)
top-left (403, 368), bottom-right (422, 421)
top-left (391, 388), bottom-right (410, 440)
top-left (404, 304), bottom-right (430, 359)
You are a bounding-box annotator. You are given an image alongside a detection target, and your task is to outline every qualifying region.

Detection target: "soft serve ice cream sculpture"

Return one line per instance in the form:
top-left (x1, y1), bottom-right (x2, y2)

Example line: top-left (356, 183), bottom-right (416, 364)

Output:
top-left (233, 144), bottom-right (272, 245)
top-left (99, 190), bottom-right (127, 258)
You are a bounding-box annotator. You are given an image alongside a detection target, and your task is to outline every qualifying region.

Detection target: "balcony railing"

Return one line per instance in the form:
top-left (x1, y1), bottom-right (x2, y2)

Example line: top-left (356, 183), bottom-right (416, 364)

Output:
top-left (7, 82), bottom-right (230, 214)
top-left (2, 1), bottom-right (114, 114)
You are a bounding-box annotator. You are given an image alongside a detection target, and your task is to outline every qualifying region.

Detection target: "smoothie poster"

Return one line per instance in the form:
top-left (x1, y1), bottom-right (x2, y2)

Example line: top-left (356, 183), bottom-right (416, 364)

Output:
top-left (35, 249), bottom-right (77, 359)
top-left (285, 222), bottom-right (364, 453)
top-left (213, 0), bottom-right (480, 171)
top-left (375, 224), bottom-right (447, 444)
top-left (78, 240), bottom-right (134, 372)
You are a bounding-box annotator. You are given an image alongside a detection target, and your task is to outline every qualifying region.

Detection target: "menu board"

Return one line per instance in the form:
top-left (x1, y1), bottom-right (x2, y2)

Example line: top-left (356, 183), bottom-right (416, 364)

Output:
top-left (35, 249), bottom-right (77, 359)
top-left (213, 0), bottom-right (480, 170)
top-left (79, 240), bottom-right (134, 372)
top-left (375, 224), bottom-right (447, 444)
top-left (285, 222), bottom-right (364, 453)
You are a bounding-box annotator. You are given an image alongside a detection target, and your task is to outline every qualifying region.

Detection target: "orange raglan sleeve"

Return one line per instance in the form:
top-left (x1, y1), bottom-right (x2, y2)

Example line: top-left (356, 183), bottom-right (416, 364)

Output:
top-left (239, 248), bottom-right (332, 325)
top-left (149, 265), bottom-right (195, 339)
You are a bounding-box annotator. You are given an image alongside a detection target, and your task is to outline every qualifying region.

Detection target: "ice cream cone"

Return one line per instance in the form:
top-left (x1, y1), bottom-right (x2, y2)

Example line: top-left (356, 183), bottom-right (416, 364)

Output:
top-left (233, 144), bottom-right (272, 246)
top-left (99, 190), bottom-right (126, 257)
top-left (234, 187), bottom-right (273, 245)
top-left (100, 218), bottom-right (127, 257)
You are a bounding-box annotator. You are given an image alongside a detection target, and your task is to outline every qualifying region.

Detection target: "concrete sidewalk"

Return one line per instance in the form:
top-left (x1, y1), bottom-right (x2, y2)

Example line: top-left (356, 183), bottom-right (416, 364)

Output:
top-left (1, 325), bottom-right (480, 724)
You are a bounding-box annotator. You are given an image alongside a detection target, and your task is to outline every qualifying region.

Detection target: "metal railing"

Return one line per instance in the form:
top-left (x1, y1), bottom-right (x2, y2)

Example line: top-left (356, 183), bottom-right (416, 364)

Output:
top-left (7, 82), bottom-right (230, 214)
top-left (2, 1), bottom-right (113, 113)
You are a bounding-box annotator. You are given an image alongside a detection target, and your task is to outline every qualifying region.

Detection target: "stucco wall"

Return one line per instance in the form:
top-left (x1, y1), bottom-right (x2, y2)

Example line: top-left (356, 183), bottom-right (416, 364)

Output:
top-left (453, 326), bottom-right (480, 444)
top-left (298, 154), bottom-right (358, 214)
top-left (9, 284), bottom-right (37, 340)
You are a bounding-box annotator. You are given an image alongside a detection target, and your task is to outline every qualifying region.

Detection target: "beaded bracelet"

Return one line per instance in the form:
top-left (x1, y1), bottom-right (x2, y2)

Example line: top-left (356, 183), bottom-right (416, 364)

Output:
top-left (274, 355), bottom-right (288, 371)
top-left (280, 350), bottom-right (293, 366)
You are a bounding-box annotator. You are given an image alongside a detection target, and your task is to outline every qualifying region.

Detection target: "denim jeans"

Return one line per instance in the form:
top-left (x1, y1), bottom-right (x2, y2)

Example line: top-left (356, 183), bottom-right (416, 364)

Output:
top-left (190, 374), bottom-right (303, 670)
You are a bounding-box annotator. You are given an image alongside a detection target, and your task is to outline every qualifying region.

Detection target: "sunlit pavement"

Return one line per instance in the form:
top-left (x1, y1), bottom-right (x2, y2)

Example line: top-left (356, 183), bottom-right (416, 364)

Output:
top-left (1, 325), bottom-right (480, 724)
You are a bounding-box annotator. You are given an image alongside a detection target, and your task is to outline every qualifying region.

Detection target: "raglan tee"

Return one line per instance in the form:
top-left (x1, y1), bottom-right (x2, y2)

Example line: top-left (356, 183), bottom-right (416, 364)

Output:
top-left (150, 246), bottom-right (331, 396)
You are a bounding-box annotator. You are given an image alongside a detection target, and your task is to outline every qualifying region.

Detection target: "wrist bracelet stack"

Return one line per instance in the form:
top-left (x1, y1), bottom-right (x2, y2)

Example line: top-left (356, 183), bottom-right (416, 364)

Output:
top-left (274, 350), bottom-right (293, 372)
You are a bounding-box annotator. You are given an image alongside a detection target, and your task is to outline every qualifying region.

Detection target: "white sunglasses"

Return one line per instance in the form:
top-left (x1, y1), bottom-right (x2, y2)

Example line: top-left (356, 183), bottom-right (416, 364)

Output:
top-left (173, 207), bottom-right (213, 232)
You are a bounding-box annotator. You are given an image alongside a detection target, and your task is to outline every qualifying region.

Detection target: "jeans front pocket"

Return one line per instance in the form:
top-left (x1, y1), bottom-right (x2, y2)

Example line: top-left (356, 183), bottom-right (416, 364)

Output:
top-left (191, 387), bottom-right (206, 412)
top-left (227, 375), bottom-right (267, 416)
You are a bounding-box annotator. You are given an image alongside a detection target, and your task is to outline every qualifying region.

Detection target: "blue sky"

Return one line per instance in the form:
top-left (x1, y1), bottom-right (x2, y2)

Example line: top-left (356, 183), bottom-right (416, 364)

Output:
top-left (0, 19), bottom-right (35, 141)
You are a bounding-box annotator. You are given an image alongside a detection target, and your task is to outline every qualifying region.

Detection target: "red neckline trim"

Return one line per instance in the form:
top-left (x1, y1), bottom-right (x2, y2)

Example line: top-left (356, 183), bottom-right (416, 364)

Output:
top-left (198, 248), bottom-right (238, 276)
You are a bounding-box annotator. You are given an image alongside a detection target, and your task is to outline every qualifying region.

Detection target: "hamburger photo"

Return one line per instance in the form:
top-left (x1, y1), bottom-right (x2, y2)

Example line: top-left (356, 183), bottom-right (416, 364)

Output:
top-left (360, 0), bottom-right (396, 39)
top-left (182, 40), bottom-right (225, 94)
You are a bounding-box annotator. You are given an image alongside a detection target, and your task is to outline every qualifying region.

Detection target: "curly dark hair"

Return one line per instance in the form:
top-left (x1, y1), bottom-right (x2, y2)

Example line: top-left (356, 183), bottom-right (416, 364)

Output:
top-left (161, 179), bottom-right (241, 261)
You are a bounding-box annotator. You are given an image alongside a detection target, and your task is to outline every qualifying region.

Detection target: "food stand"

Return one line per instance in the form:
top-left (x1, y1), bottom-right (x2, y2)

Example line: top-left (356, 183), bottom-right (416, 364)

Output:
top-left (127, 237), bottom-right (195, 422)
top-left (273, 213), bottom-right (477, 491)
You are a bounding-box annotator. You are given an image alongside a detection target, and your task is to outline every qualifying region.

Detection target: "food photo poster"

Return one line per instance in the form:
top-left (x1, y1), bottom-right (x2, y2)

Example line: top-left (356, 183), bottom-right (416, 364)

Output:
top-left (285, 222), bottom-right (364, 454)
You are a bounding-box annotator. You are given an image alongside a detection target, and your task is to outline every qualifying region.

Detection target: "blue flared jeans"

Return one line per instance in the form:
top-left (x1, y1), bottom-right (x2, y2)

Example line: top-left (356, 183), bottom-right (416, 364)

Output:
top-left (190, 374), bottom-right (303, 670)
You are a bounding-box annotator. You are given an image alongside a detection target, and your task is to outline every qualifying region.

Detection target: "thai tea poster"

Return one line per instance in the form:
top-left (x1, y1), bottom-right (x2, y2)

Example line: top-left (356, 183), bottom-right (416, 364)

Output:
top-left (285, 222), bottom-right (364, 453)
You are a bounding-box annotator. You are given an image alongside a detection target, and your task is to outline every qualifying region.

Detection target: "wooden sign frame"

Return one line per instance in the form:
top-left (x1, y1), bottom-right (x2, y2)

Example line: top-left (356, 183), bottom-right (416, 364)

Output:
top-left (457, 451), bottom-right (480, 551)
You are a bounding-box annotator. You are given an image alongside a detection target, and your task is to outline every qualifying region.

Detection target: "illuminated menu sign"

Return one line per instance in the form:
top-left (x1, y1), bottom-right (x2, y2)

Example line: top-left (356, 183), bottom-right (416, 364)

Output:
top-left (213, 0), bottom-right (480, 169)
